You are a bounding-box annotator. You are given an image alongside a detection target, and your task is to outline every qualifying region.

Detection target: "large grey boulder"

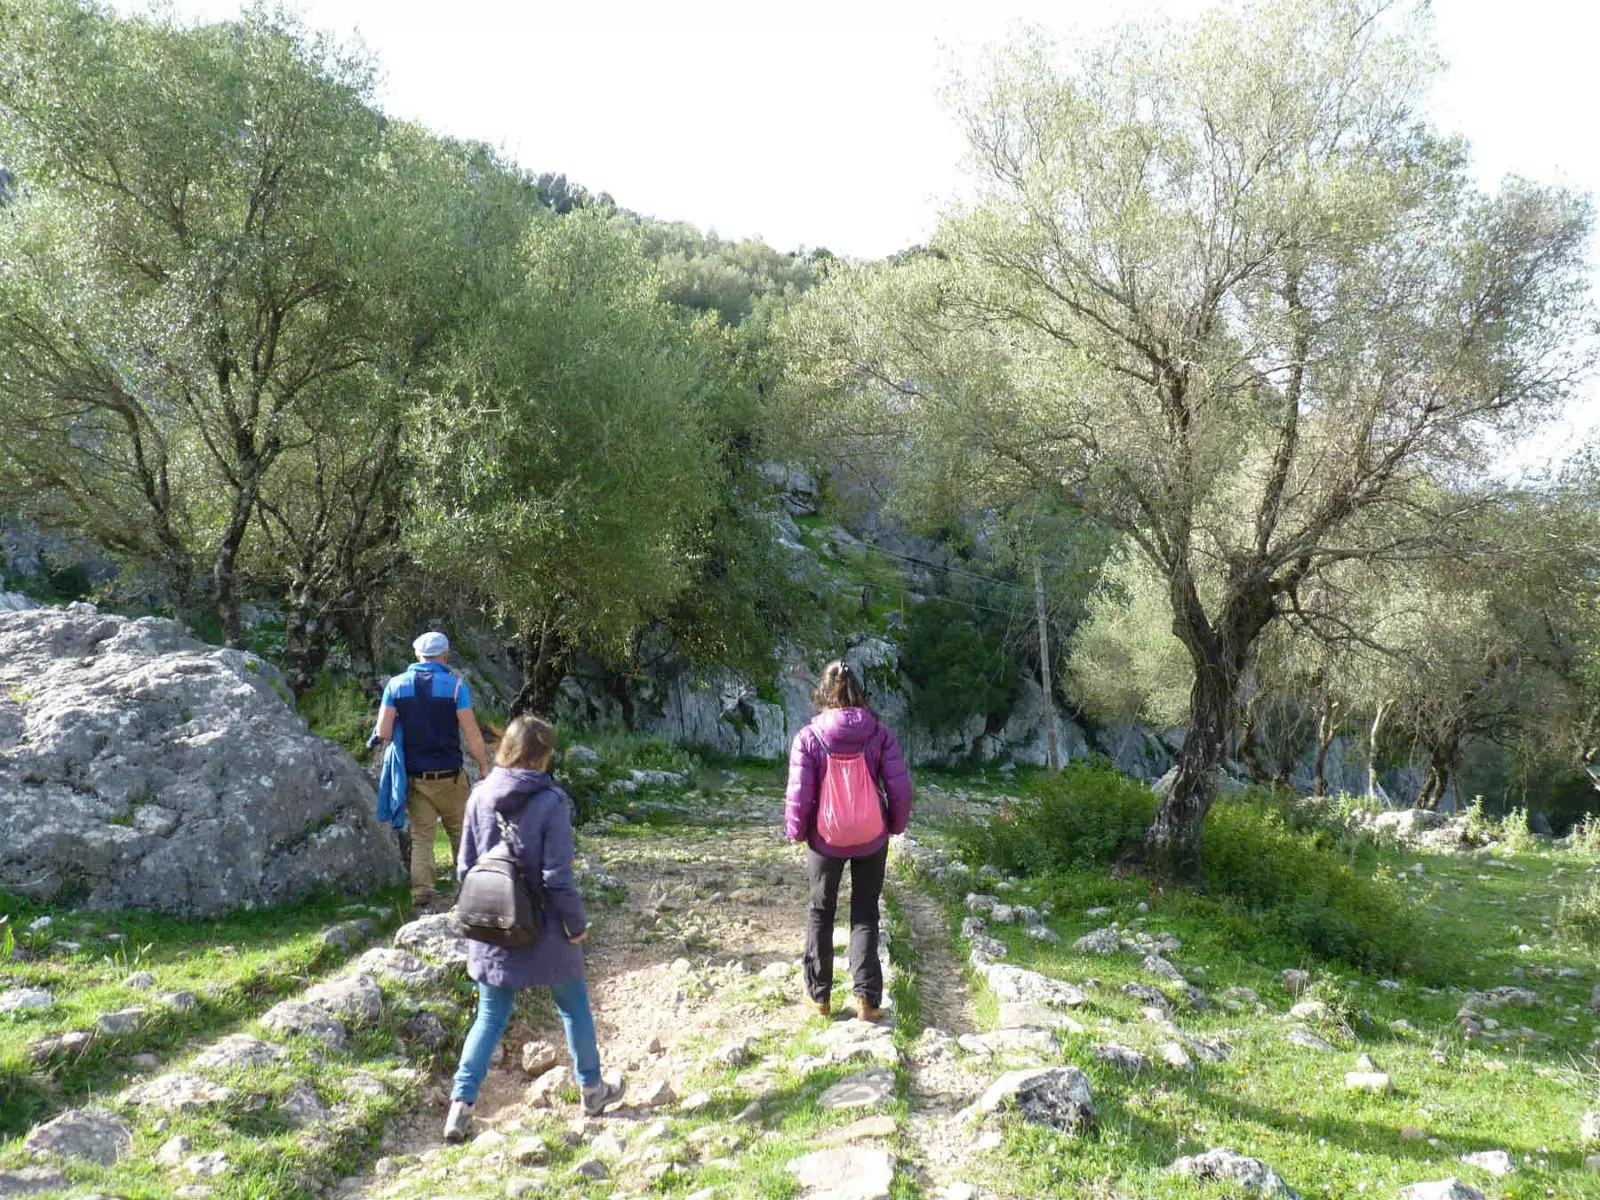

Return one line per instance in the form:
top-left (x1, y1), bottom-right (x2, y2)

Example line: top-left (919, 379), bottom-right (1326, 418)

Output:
top-left (0, 605), bottom-right (401, 916)
top-left (23, 1109), bottom-right (132, 1164)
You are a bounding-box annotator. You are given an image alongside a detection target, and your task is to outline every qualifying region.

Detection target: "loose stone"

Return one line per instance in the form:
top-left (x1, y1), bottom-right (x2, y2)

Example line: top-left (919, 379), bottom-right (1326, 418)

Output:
top-left (1172, 1147), bottom-right (1300, 1198)
top-left (23, 1109), bottom-right (132, 1165)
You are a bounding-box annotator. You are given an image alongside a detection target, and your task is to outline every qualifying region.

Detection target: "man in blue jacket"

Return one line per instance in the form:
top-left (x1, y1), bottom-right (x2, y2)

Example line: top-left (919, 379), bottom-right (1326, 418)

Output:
top-left (369, 631), bottom-right (492, 913)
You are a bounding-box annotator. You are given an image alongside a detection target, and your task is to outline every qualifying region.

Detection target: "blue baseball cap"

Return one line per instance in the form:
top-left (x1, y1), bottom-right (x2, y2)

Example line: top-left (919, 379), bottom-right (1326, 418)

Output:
top-left (413, 631), bottom-right (450, 657)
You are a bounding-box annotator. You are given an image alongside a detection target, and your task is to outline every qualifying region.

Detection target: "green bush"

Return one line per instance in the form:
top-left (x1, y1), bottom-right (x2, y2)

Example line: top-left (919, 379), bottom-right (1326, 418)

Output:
top-left (949, 766), bottom-right (1418, 975)
top-left (900, 598), bottom-right (1020, 739)
top-left (1498, 806), bottom-right (1540, 853)
top-left (1201, 796), bottom-right (1419, 975)
top-left (948, 761), bottom-right (1156, 874)
top-left (1571, 814), bottom-right (1600, 856)
top-left (1558, 880), bottom-right (1600, 950)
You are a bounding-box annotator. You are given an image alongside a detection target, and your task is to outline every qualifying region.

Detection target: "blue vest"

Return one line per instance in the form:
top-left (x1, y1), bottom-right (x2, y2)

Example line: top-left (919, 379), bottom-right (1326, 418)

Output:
top-left (388, 665), bottom-right (463, 774)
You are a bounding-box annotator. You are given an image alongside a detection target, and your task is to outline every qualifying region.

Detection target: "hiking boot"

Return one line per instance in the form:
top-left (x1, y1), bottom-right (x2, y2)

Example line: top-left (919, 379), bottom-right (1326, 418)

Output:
top-left (442, 1100), bottom-right (472, 1144)
top-left (580, 1076), bottom-right (625, 1116)
top-left (807, 996), bottom-right (831, 1017)
top-left (855, 995), bottom-right (885, 1022)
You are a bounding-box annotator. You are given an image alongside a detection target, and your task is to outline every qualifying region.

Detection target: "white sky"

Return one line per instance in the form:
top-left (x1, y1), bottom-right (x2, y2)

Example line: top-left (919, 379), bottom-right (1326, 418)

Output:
top-left (113, 0), bottom-right (1600, 469)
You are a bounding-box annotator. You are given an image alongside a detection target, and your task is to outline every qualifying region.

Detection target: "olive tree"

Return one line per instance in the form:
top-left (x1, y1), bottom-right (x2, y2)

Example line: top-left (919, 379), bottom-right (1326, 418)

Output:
top-left (780, 0), bottom-right (1592, 876)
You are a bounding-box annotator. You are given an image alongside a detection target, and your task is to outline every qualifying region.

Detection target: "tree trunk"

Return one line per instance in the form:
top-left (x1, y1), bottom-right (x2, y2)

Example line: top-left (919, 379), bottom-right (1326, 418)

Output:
top-left (1239, 691), bottom-right (1268, 783)
top-left (1142, 652), bottom-right (1236, 878)
top-left (1313, 690), bottom-right (1339, 799)
top-left (512, 620), bottom-right (565, 717)
top-left (1366, 697), bottom-right (1389, 798)
top-left (1034, 558), bottom-right (1060, 772)
top-left (281, 586), bottom-right (334, 699)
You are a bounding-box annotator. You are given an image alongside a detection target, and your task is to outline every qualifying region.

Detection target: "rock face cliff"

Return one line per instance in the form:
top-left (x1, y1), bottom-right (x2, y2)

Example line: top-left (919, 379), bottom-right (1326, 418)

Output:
top-left (0, 604), bottom-right (402, 917)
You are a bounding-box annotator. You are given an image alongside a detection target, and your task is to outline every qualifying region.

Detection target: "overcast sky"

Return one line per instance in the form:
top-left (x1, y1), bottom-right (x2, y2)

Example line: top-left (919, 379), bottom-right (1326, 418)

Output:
top-left (111, 0), bottom-right (1600, 469)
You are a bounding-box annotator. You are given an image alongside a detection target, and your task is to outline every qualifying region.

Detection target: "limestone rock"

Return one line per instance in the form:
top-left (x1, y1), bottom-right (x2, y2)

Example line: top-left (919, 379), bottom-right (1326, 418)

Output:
top-left (528, 1065), bottom-right (572, 1108)
top-left (1074, 927), bottom-right (1124, 955)
top-left (1459, 1151), bottom-right (1514, 1177)
top-left (995, 1001), bottom-right (1085, 1034)
top-left (1091, 1043), bottom-right (1149, 1074)
top-left (573, 1157), bottom-right (609, 1180)
top-left (124, 971), bottom-right (155, 990)
top-left (1289, 1000), bottom-right (1329, 1021)
top-left (1159, 1042), bottom-right (1194, 1072)
top-left (967, 934), bottom-right (1008, 964)
top-left (1344, 1071), bottom-right (1392, 1094)
top-left (304, 974), bottom-right (383, 1026)
top-left (1286, 1028), bottom-right (1335, 1053)
top-left (356, 947), bottom-right (445, 989)
top-left (980, 964), bottom-right (1085, 1008)
top-left (320, 920), bottom-right (374, 952)
top-left (96, 1006), bottom-right (147, 1034)
top-left (182, 1150), bottom-right (229, 1178)
top-left (192, 1035), bottom-right (286, 1071)
top-left (392, 912), bottom-right (471, 969)
top-left (1122, 982), bottom-right (1169, 1007)
top-left (1397, 1181), bottom-right (1487, 1200)
top-left (1142, 954), bottom-right (1184, 982)
top-left (958, 1028), bottom-right (1057, 1057)
top-left (786, 1146), bottom-right (894, 1200)
top-left (966, 1066), bottom-right (1096, 1133)
top-left (819, 1067), bottom-right (896, 1110)
top-left (0, 989), bottom-right (53, 1015)
top-left (279, 1081), bottom-right (329, 1127)
top-left (0, 606), bottom-right (402, 915)
top-left (635, 1078), bottom-right (676, 1108)
top-left (402, 1010), bottom-right (447, 1048)
top-left (1172, 1148), bottom-right (1300, 1198)
top-left (154, 1135), bottom-right (194, 1167)
top-left (1282, 969), bottom-right (1310, 995)
top-left (1583, 1111), bottom-right (1600, 1143)
top-left (0, 1168), bottom-right (66, 1196)
top-left (24, 1109), bottom-right (131, 1164)
top-left (123, 1073), bottom-right (235, 1113)
top-left (260, 1000), bottom-right (348, 1050)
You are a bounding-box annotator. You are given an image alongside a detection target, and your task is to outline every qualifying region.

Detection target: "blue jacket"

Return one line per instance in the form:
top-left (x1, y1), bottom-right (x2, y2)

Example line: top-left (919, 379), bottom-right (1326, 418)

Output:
top-left (375, 722), bottom-right (407, 829)
top-left (457, 767), bottom-right (587, 989)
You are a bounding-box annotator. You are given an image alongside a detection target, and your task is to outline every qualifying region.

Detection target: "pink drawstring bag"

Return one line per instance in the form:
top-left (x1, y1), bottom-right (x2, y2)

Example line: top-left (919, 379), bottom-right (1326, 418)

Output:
top-left (816, 741), bottom-right (886, 848)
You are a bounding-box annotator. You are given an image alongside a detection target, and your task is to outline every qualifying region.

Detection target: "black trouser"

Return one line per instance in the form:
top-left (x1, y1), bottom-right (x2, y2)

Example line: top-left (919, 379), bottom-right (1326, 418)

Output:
top-left (804, 845), bottom-right (887, 1007)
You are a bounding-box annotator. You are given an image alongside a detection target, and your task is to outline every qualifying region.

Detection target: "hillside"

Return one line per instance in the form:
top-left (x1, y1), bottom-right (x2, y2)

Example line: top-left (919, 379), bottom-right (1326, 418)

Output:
top-left (3, 751), bottom-right (1597, 1200)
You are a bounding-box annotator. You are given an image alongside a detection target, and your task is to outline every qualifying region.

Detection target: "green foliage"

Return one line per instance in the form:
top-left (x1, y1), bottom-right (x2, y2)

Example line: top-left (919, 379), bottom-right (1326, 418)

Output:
top-left (1557, 880), bottom-right (1600, 950)
top-left (1498, 806), bottom-right (1540, 853)
top-left (900, 598), bottom-right (1020, 737)
top-left (948, 762), bottom-right (1157, 873)
top-left (950, 766), bottom-right (1417, 973)
top-left (1571, 814), bottom-right (1600, 855)
top-left (1200, 796), bottom-right (1421, 975)
top-left (299, 671), bottom-right (375, 756)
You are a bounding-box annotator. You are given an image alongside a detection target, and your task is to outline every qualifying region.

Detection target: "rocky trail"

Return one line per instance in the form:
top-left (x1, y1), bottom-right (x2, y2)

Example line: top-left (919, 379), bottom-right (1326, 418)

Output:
top-left (7, 774), bottom-right (1598, 1200)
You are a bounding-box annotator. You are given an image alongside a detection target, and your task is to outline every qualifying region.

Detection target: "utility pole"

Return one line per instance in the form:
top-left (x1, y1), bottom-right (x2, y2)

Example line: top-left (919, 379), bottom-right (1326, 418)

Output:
top-left (1034, 557), bottom-right (1060, 772)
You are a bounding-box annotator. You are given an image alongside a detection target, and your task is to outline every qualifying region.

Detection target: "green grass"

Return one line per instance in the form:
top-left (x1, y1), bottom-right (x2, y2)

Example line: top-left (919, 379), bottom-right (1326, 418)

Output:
top-left (910, 824), bottom-right (1600, 1200)
top-left (0, 884), bottom-right (407, 1139)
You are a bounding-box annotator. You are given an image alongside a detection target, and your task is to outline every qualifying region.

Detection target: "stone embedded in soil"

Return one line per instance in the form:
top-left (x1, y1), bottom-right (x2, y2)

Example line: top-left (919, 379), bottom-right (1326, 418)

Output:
top-left (967, 934), bottom-right (1008, 963)
top-left (1159, 1042), bottom-right (1195, 1072)
top-left (124, 971), bottom-right (155, 990)
top-left (1289, 1000), bottom-right (1329, 1021)
top-left (0, 1168), bottom-right (66, 1196)
top-left (1142, 954), bottom-right (1184, 982)
top-left (1223, 986), bottom-right (1261, 1006)
top-left (279, 1082), bottom-right (329, 1127)
top-left (786, 1146), bottom-right (894, 1200)
top-left (573, 1158), bottom-right (609, 1180)
top-left (1172, 1147), bottom-right (1301, 1198)
top-left (981, 964), bottom-right (1086, 1008)
top-left (392, 912), bottom-right (471, 969)
top-left (0, 988), bottom-right (53, 1015)
top-left (192, 1034), bottom-right (286, 1071)
top-left (958, 1028), bottom-right (1056, 1058)
top-left (182, 1151), bottom-right (229, 1178)
top-left (1286, 1028), bottom-right (1335, 1053)
top-left (635, 1078), bottom-right (676, 1108)
top-left (123, 1073), bottom-right (236, 1113)
top-left (965, 1066), bottom-right (1097, 1133)
top-left (29, 1031), bottom-right (92, 1063)
top-left (512, 1137), bottom-right (549, 1165)
top-left (304, 974), bottom-right (383, 1026)
top-left (320, 919), bottom-right (374, 952)
top-left (156, 990), bottom-right (197, 1012)
top-left (402, 1010), bottom-right (447, 1048)
top-left (528, 1065), bottom-right (573, 1107)
top-left (1122, 982), bottom-right (1169, 1007)
top-left (1074, 927), bottom-right (1124, 955)
top-left (819, 1067), bottom-right (896, 1110)
top-left (996, 1001), bottom-right (1085, 1033)
top-left (260, 999), bottom-right (348, 1050)
top-left (23, 1109), bottom-right (132, 1165)
top-left (1092, 1043), bottom-right (1150, 1074)
top-left (827, 1115), bottom-right (897, 1143)
top-left (714, 1037), bottom-right (756, 1066)
top-left (1459, 1150), bottom-right (1514, 1176)
top-left (1282, 969), bottom-right (1310, 995)
top-left (357, 947), bottom-right (444, 989)
top-left (1344, 1071), bottom-right (1392, 1094)
top-left (1397, 1181), bottom-right (1488, 1200)
top-left (1584, 1110), bottom-right (1600, 1142)
top-left (521, 1040), bottom-right (560, 1077)
top-left (1183, 1035), bottom-right (1231, 1064)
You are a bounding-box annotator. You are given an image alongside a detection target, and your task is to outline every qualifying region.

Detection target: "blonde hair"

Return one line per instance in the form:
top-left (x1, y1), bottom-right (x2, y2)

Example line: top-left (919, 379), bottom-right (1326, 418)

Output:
top-left (496, 714), bottom-right (558, 770)
top-left (812, 660), bottom-right (868, 712)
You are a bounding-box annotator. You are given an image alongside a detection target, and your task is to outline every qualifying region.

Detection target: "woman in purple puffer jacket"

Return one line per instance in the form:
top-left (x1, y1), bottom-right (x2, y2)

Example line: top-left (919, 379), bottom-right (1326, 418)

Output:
top-left (784, 661), bottom-right (914, 1020)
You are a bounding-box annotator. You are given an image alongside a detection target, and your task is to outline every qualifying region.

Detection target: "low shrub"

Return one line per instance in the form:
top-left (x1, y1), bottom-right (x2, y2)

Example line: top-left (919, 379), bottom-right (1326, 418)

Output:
top-left (1558, 880), bottom-right (1600, 950)
top-left (1201, 796), bottom-right (1421, 976)
top-left (947, 761), bottom-right (1156, 874)
top-left (949, 765), bottom-right (1420, 975)
top-left (1571, 814), bottom-right (1600, 856)
top-left (1497, 806), bottom-right (1540, 854)
top-left (300, 671), bottom-right (374, 756)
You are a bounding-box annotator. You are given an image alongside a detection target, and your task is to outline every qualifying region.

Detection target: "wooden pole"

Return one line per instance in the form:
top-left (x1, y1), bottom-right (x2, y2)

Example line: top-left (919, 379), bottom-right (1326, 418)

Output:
top-left (1034, 557), bottom-right (1060, 772)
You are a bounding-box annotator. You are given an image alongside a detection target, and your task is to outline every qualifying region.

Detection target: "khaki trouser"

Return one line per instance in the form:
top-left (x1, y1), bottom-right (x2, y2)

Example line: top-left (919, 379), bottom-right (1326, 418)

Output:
top-left (408, 771), bottom-right (468, 902)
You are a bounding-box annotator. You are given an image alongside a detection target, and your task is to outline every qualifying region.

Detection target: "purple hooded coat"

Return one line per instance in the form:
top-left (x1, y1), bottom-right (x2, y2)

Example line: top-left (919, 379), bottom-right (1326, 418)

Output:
top-left (456, 767), bottom-right (587, 990)
top-left (785, 707), bottom-right (914, 857)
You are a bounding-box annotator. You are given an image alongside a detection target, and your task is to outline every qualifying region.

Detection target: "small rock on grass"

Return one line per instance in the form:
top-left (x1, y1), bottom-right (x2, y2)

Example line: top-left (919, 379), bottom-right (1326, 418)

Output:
top-left (1286, 1028), bottom-right (1335, 1053)
top-left (154, 1135), bottom-right (193, 1167)
top-left (521, 1040), bottom-right (559, 1077)
top-left (1172, 1148), bottom-right (1300, 1198)
top-left (634, 1078), bottom-right (675, 1108)
top-left (23, 1108), bottom-right (132, 1165)
top-left (1397, 1181), bottom-right (1487, 1200)
top-left (1092, 1043), bottom-right (1149, 1075)
top-left (1344, 1071), bottom-right (1392, 1095)
top-left (786, 1146), bottom-right (894, 1200)
top-left (819, 1067), bottom-right (895, 1110)
top-left (124, 971), bottom-right (155, 990)
top-left (965, 1067), bottom-right (1097, 1133)
top-left (0, 1168), bottom-right (66, 1196)
top-left (1458, 1151), bottom-right (1514, 1176)
top-left (1583, 1110), bottom-right (1600, 1143)
top-left (0, 989), bottom-right (53, 1015)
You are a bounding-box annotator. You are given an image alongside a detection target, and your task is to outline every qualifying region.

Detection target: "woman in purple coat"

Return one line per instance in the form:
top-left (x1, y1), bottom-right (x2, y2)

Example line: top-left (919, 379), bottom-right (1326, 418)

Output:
top-left (784, 661), bottom-right (914, 1020)
top-left (443, 715), bottom-right (623, 1142)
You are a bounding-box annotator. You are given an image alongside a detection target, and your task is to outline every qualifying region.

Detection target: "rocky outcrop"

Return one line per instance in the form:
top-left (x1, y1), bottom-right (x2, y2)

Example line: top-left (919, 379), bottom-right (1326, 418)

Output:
top-left (0, 604), bottom-right (402, 916)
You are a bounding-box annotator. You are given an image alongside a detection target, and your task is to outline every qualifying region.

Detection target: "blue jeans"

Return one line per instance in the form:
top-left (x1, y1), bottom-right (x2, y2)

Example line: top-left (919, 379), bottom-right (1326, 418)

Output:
top-left (451, 975), bottom-right (602, 1102)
